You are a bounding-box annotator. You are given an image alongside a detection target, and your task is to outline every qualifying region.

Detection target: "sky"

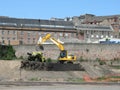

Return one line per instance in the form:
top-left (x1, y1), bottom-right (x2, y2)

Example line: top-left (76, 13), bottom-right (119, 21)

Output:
top-left (0, 0), bottom-right (120, 19)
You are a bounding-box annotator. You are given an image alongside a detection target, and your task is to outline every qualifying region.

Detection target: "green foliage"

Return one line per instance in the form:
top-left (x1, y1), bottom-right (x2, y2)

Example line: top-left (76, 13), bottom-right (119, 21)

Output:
top-left (96, 76), bottom-right (120, 81)
top-left (0, 45), bottom-right (16, 60)
top-left (79, 56), bottom-right (89, 62)
top-left (67, 78), bottom-right (84, 82)
top-left (79, 56), bottom-right (84, 62)
top-left (100, 61), bottom-right (106, 65)
top-left (105, 38), bottom-right (110, 41)
top-left (110, 76), bottom-right (120, 78)
top-left (96, 76), bottom-right (106, 81)
top-left (46, 58), bottom-right (52, 63)
top-left (18, 56), bottom-right (24, 60)
top-left (96, 58), bottom-right (100, 61)
top-left (86, 48), bottom-right (89, 53)
top-left (96, 58), bottom-right (106, 65)
top-left (29, 77), bottom-right (41, 81)
top-left (110, 65), bottom-right (120, 69)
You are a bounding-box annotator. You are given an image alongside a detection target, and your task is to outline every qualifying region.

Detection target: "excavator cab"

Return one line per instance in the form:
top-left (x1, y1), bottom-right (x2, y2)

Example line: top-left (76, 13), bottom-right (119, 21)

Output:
top-left (60, 50), bottom-right (67, 58)
top-left (58, 50), bottom-right (76, 64)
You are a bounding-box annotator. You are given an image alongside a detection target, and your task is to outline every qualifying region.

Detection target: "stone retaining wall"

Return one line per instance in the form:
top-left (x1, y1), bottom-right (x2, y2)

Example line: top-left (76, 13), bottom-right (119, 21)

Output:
top-left (13, 44), bottom-right (120, 60)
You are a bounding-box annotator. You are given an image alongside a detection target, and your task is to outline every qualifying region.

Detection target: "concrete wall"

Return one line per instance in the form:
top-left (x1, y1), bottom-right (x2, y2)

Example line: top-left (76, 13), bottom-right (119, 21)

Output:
top-left (13, 44), bottom-right (120, 60)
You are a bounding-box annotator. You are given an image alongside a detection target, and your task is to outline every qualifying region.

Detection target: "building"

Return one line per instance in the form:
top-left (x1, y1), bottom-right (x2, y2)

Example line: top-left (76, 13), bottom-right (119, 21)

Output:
top-left (72, 14), bottom-right (120, 42)
top-left (72, 14), bottom-right (120, 25)
top-left (75, 24), bottom-right (114, 42)
top-left (0, 16), bottom-right (77, 45)
top-left (0, 14), bottom-right (120, 45)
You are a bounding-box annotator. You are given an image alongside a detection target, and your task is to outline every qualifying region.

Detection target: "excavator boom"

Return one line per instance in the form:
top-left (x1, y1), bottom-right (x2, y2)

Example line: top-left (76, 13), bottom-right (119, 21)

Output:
top-left (37, 33), bottom-right (51, 45)
top-left (37, 33), bottom-right (64, 51)
top-left (50, 38), bottom-right (64, 51)
top-left (37, 33), bottom-right (51, 50)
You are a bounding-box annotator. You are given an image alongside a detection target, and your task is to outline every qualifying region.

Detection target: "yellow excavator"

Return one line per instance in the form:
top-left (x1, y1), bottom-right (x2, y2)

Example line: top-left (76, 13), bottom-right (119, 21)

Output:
top-left (37, 33), bottom-right (76, 64)
top-left (21, 33), bottom-right (83, 70)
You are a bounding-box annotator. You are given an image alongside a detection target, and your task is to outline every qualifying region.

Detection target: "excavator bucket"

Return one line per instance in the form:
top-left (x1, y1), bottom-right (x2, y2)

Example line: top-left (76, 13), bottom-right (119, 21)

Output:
top-left (36, 45), bottom-right (44, 51)
top-left (39, 45), bottom-right (44, 50)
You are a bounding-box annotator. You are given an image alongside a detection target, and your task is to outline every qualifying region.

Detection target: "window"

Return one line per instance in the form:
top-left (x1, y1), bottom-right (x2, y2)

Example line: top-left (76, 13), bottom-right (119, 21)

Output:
top-left (20, 38), bottom-right (23, 40)
top-left (8, 31), bottom-right (10, 34)
top-left (59, 33), bottom-right (63, 37)
top-left (38, 32), bottom-right (41, 35)
top-left (28, 32), bottom-right (31, 37)
top-left (28, 38), bottom-right (30, 44)
top-left (86, 34), bottom-right (89, 38)
top-left (28, 38), bottom-right (31, 43)
top-left (21, 31), bottom-right (24, 35)
top-left (33, 38), bottom-right (36, 43)
top-left (2, 31), bottom-right (4, 35)
top-left (7, 37), bottom-right (10, 40)
top-left (65, 33), bottom-right (68, 38)
top-left (86, 31), bottom-right (89, 34)
top-left (108, 32), bottom-right (110, 37)
top-left (102, 31), bottom-right (104, 35)
top-left (91, 31), bottom-right (93, 34)
top-left (13, 31), bottom-right (16, 35)
top-left (13, 37), bottom-right (16, 40)
top-left (71, 33), bottom-right (75, 38)
top-left (33, 38), bottom-right (35, 40)
top-left (2, 37), bottom-right (4, 40)
top-left (33, 32), bottom-right (36, 36)
top-left (28, 38), bottom-right (30, 40)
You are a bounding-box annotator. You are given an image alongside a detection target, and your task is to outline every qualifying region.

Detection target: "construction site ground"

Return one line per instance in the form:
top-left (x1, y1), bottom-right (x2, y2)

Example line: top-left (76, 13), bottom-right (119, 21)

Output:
top-left (0, 60), bottom-right (120, 83)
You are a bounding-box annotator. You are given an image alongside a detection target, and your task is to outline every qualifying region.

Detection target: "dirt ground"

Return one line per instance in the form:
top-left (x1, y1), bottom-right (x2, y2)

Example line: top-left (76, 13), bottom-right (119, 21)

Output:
top-left (0, 60), bottom-right (21, 81)
top-left (0, 60), bottom-right (120, 82)
top-left (0, 60), bottom-right (86, 82)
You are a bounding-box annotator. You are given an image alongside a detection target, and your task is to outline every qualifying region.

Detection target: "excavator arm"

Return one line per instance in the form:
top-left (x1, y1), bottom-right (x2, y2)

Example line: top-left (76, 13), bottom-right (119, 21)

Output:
top-left (49, 38), bottom-right (64, 51)
top-left (37, 33), bottom-right (64, 51)
top-left (37, 33), bottom-right (51, 45)
top-left (37, 33), bottom-right (51, 50)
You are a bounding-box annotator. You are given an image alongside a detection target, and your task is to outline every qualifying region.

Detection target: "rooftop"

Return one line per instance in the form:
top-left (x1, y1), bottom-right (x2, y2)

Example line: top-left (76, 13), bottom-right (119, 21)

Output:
top-left (0, 16), bottom-right (75, 29)
top-left (76, 24), bottom-right (113, 31)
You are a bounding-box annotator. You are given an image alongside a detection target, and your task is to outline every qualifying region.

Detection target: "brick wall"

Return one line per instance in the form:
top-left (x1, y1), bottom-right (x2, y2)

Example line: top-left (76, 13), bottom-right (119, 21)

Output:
top-left (14, 44), bottom-right (120, 60)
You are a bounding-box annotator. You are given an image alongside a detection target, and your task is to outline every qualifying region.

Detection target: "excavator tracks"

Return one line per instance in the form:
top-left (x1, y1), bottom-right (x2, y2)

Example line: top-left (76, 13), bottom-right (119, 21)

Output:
top-left (20, 61), bottom-right (84, 71)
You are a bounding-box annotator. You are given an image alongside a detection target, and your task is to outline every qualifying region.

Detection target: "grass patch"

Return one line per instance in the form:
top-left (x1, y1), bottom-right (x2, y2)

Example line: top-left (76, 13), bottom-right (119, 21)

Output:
top-left (96, 75), bottom-right (120, 82)
top-left (110, 76), bottom-right (120, 78)
top-left (109, 65), bottom-right (120, 69)
top-left (46, 58), bottom-right (57, 63)
top-left (96, 76), bottom-right (106, 81)
top-left (29, 77), bottom-right (41, 81)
